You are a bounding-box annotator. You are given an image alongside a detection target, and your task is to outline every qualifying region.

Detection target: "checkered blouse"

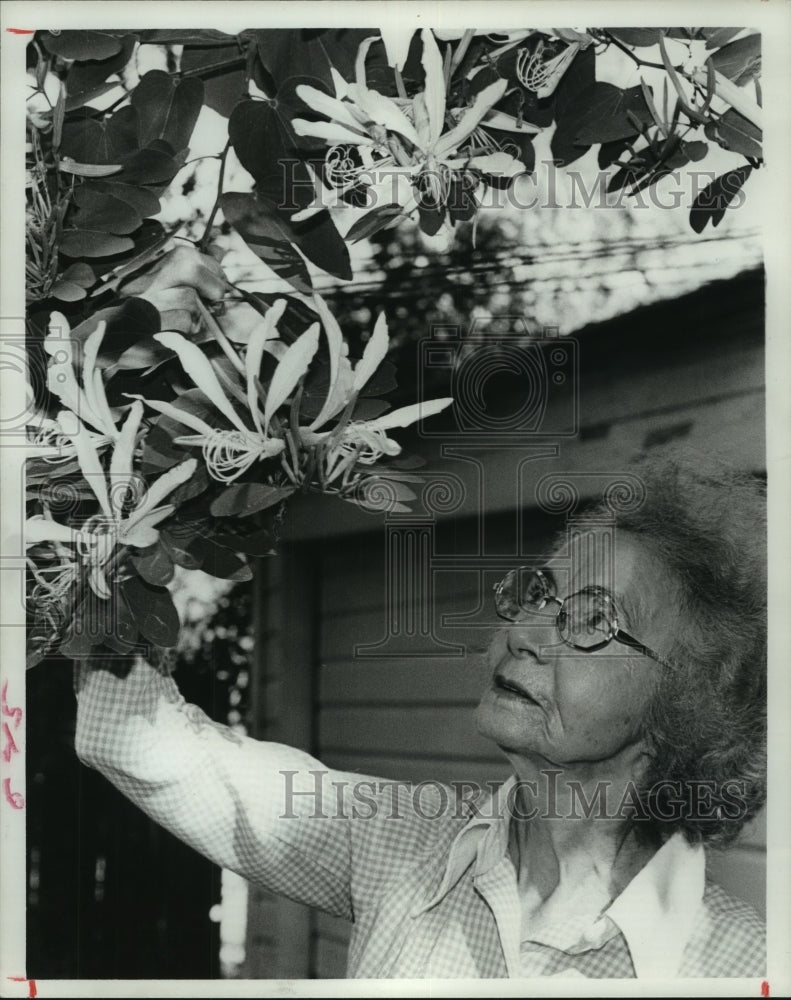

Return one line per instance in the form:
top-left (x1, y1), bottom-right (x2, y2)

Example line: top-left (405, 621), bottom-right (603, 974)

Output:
top-left (74, 659), bottom-right (765, 979)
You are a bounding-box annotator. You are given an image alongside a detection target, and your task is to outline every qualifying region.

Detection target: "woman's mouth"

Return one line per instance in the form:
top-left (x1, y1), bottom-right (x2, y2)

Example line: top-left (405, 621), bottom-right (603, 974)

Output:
top-left (492, 673), bottom-right (541, 706)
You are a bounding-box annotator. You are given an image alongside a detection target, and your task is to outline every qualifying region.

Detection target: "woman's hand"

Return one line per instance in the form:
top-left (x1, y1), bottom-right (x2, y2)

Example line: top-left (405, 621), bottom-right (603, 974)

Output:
top-left (122, 246), bottom-right (230, 334)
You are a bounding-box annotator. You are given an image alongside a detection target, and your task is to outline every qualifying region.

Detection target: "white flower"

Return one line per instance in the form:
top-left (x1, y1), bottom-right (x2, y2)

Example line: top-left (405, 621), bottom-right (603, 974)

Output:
top-left (132, 302), bottom-right (298, 483)
top-left (43, 312), bottom-right (119, 444)
top-left (292, 31), bottom-right (531, 218)
top-left (27, 401), bottom-right (196, 598)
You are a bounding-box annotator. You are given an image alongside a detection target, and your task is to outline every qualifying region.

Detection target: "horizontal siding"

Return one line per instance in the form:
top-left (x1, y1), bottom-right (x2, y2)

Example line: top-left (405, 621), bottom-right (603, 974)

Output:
top-left (321, 601), bottom-right (494, 663)
top-left (319, 705), bottom-right (499, 761)
top-left (320, 657), bottom-right (488, 705)
top-left (322, 750), bottom-right (512, 788)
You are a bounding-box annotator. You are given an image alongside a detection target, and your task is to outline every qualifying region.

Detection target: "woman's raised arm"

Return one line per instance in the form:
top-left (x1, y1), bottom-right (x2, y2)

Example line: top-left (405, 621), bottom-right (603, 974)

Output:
top-left (75, 658), bottom-right (355, 918)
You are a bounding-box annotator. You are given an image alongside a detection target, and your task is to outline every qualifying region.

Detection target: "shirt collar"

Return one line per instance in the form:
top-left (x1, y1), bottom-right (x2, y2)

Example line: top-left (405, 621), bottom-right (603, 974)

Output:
top-left (411, 777), bottom-right (517, 915)
top-left (411, 775), bottom-right (706, 977)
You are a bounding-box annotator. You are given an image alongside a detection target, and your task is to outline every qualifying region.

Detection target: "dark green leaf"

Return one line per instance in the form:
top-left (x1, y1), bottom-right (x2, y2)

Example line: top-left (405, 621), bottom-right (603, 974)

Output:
top-left (707, 34), bottom-right (761, 86)
top-left (604, 28), bottom-right (663, 47)
top-left (210, 482), bottom-right (295, 518)
top-left (42, 30), bottom-right (122, 61)
top-left (59, 625), bottom-right (95, 660)
top-left (199, 543), bottom-right (254, 582)
top-left (167, 462), bottom-right (211, 506)
top-left (119, 146), bottom-right (180, 185)
top-left (50, 279), bottom-right (88, 302)
top-left (179, 44), bottom-right (247, 118)
top-left (549, 47), bottom-right (597, 166)
top-left (228, 98), bottom-right (314, 209)
top-left (60, 105), bottom-right (140, 165)
top-left (132, 71), bottom-right (205, 153)
top-left (131, 543), bottom-right (176, 586)
top-left (106, 587), bottom-right (139, 648)
top-left (61, 262), bottom-right (96, 287)
top-left (598, 137), bottom-right (632, 169)
top-left (346, 204), bottom-right (406, 244)
top-left (255, 28), bottom-right (335, 93)
top-left (121, 576), bottom-right (181, 647)
top-left (60, 230), bottom-right (135, 258)
top-left (64, 81), bottom-right (119, 114)
top-left (682, 140), bottom-right (709, 162)
top-left (87, 180), bottom-right (161, 219)
top-left (417, 202), bottom-right (446, 236)
top-left (704, 109), bottom-right (762, 158)
top-left (704, 28), bottom-right (747, 50)
top-left (352, 397), bottom-right (391, 421)
top-left (65, 34), bottom-right (137, 106)
top-left (136, 29), bottom-right (238, 45)
top-left (689, 165), bottom-right (753, 233)
top-left (574, 84), bottom-right (651, 144)
top-left (89, 220), bottom-right (171, 295)
top-left (276, 74), bottom-right (341, 153)
top-left (291, 210), bottom-right (352, 281)
top-left (160, 528), bottom-right (203, 569)
top-left (359, 359), bottom-right (397, 397)
top-left (361, 477), bottom-right (417, 503)
top-left (221, 191), bottom-right (312, 293)
top-left (71, 188), bottom-right (142, 235)
top-left (214, 526), bottom-right (276, 557)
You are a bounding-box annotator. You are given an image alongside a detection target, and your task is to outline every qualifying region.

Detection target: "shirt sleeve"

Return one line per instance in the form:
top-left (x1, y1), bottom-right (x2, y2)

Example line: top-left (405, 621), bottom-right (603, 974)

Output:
top-left (74, 658), bottom-right (354, 919)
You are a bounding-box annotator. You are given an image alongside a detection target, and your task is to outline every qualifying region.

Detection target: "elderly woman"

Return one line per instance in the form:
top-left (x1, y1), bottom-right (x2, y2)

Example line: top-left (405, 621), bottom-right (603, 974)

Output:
top-left (74, 447), bottom-right (767, 979)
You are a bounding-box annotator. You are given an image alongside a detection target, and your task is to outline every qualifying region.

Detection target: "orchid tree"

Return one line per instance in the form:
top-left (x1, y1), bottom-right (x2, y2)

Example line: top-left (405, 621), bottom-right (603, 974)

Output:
top-left (23, 25), bottom-right (763, 666)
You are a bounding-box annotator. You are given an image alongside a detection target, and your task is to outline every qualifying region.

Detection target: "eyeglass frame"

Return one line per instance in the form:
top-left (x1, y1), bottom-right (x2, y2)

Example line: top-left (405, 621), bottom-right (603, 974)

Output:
top-left (492, 566), bottom-right (677, 670)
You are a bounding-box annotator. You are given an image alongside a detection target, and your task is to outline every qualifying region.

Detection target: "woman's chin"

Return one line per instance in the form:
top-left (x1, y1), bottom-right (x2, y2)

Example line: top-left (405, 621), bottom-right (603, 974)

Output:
top-left (475, 688), bottom-right (526, 747)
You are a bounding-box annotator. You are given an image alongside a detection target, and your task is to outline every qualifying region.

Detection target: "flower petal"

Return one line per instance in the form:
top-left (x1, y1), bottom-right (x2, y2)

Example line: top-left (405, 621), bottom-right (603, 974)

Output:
top-left (126, 460), bottom-right (197, 529)
top-left (127, 395), bottom-right (218, 439)
top-left (90, 367), bottom-right (118, 439)
top-left (109, 400), bottom-right (144, 519)
top-left (264, 322), bottom-right (320, 429)
top-left (434, 79), bottom-right (508, 158)
top-left (295, 84), bottom-right (367, 132)
top-left (308, 295), bottom-right (345, 430)
top-left (247, 298), bottom-right (287, 435)
top-left (379, 27), bottom-right (417, 72)
top-left (369, 397), bottom-right (454, 430)
top-left (353, 313), bottom-right (389, 393)
top-left (26, 516), bottom-right (84, 546)
top-left (61, 411), bottom-right (112, 517)
top-left (355, 35), bottom-right (380, 87)
top-left (347, 84), bottom-right (421, 146)
top-left (154, 331), bottom-right (249, 434)
top-left (292, 118), bottom-right (375, 146)
top-left (122, 506), bottom-right (174, 547)
top-left (420, 29), bottom-right (446, 148)
top-left (465, 152), bottom-right (525, 177)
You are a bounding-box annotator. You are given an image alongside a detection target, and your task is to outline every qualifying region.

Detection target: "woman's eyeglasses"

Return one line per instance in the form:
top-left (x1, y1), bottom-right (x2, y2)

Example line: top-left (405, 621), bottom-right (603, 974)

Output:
top-left (492, 567), bottom-right (675, 669)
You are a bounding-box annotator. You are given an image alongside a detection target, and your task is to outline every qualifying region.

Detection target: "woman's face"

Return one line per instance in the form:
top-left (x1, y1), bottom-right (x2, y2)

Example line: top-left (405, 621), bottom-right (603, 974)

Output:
top-left (475, 531), bottom-right (679, 770)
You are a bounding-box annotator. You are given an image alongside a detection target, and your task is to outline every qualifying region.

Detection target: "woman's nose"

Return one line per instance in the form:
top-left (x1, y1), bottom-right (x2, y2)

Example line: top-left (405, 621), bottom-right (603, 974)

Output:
top-left (504, 610), bottom-right (560, 660)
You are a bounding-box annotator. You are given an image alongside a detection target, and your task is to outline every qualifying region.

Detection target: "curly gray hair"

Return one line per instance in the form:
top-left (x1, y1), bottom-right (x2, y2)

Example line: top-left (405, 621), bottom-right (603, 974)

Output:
top-left (575, 449), bottom-right (767, 848)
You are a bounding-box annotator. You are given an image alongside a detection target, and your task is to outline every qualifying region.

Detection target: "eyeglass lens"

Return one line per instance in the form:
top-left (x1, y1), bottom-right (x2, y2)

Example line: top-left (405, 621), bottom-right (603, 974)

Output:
top-left (495, 568), bottom-right (615, 649)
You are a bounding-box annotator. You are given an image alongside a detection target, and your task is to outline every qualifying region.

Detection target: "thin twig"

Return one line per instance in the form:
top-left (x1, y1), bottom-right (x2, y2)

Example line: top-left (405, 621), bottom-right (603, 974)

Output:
top-left (600, 30), bottom-right (671, 72)
top-left (200, 139), bottom-right (231, 252)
